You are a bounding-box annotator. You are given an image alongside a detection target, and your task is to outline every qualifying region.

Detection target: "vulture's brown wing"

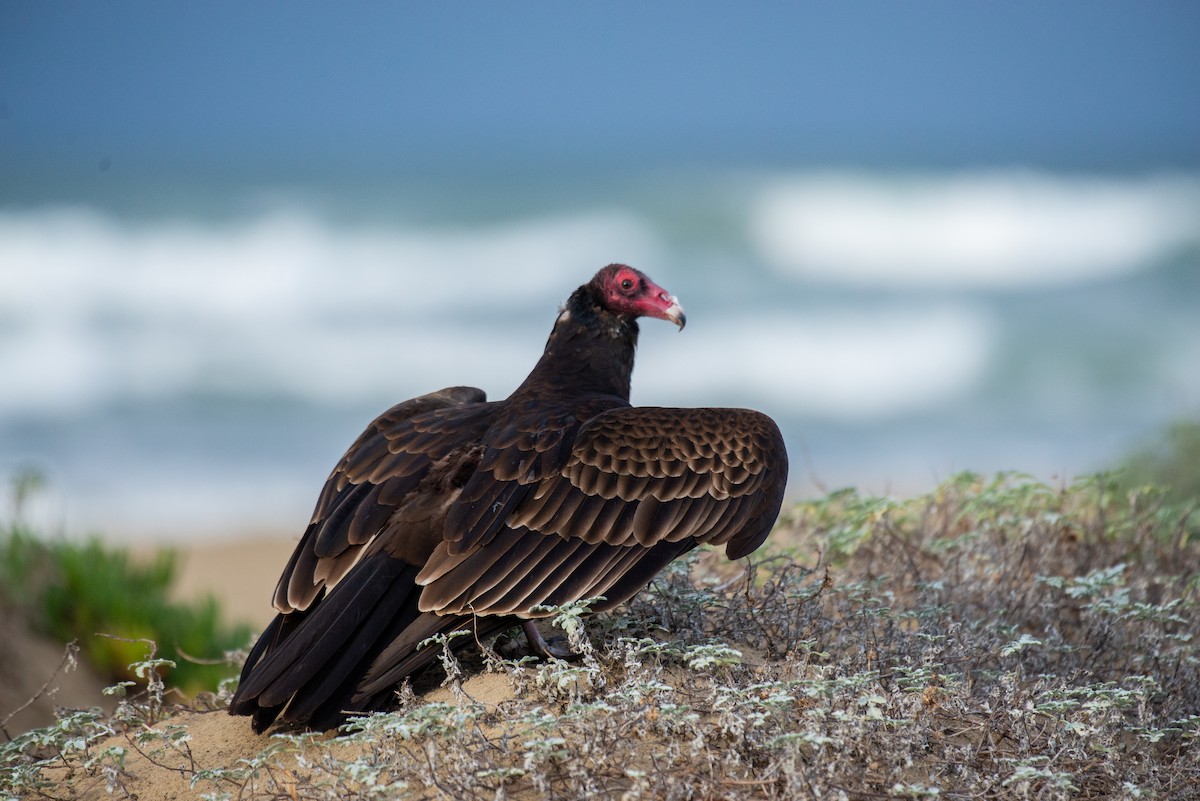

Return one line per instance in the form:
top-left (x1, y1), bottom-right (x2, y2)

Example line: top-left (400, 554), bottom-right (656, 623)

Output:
top-left (231, 386), bottom-right (502, 730)
top-left (415, 406), bottom-right (788, 619)
top-left (271, 385), bottom-right (497, 613)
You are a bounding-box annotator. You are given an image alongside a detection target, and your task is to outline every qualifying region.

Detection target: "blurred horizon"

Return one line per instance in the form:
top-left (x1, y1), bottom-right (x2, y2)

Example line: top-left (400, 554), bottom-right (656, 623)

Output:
top-left (2, 3), bottom-right (1198, 540)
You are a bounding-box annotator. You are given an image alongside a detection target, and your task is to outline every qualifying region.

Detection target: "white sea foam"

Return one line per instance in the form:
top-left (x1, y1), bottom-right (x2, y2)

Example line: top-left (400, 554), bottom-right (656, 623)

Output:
top-left (749, 172), bottom-right (1200, 289)
top-left (1, 199), bottom-right (998, 421)
top-left (635, 305), bottom-right (994, 420)
top-left (1, 173), bottom-right (1192, 539)
top-left (0, 206), bottom-right (662, 414)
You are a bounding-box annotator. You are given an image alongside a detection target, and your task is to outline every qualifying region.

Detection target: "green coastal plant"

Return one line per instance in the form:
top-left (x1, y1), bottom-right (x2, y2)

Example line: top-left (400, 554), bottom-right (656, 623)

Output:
top-left (1117, 419), bottom-right (1200, 504)
top-left (0, 521), bottom-right (252, 696)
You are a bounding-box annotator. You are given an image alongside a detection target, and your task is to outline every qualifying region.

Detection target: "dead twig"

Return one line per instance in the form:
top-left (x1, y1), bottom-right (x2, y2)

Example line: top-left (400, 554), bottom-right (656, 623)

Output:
top-left (1, 640), bottom-right (80, 742)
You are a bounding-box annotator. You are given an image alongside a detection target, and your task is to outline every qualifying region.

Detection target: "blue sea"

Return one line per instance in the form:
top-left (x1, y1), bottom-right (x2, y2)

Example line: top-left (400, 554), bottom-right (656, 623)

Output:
top-left (2, 168), bottom-right (1198, 541)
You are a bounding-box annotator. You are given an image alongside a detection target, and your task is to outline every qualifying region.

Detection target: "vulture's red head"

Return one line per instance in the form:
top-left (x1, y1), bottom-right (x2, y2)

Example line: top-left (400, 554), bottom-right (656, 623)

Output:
top-left (590, 264), bottom-right (686, 330)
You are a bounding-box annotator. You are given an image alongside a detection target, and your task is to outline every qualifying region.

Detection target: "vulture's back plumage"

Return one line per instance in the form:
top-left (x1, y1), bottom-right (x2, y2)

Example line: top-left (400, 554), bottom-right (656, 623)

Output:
top-left (229, 265), bottom-right (788, 731)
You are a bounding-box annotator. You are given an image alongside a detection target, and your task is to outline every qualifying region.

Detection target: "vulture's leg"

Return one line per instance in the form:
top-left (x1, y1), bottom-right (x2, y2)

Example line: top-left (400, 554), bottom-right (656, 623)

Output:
top-left (522, 620), bottom-right (576, 660)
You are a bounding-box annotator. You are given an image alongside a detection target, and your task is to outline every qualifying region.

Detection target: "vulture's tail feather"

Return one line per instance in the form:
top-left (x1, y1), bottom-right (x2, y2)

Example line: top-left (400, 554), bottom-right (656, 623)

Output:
top-left (230, 553), bottom-right (421, 732)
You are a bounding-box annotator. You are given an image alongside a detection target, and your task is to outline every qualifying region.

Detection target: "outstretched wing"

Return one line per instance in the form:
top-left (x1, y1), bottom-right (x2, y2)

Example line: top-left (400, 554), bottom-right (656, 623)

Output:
top-left (272, 385), bottom-right (497, 613)
top-left (414, 405), bottom-right (788, 618)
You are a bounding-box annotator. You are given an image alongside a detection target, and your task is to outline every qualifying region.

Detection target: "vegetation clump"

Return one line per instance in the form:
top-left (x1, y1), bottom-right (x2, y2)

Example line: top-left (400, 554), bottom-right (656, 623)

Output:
top-left (3, 471), bottom-right (1198, 800)
top-left (0, 521), bottom-right (254, 696)
top-left (1117, 419), bottom-right (1200, 505)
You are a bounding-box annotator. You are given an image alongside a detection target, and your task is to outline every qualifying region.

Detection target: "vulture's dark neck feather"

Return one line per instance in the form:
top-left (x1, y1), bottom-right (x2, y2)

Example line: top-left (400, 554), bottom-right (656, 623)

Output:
top-left (511, 285), bottom-right (638, 402)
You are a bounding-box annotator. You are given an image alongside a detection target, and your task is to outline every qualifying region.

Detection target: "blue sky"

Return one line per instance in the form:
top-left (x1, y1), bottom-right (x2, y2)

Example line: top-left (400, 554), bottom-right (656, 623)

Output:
top-left (2, 1), bottom-right (1199, 186)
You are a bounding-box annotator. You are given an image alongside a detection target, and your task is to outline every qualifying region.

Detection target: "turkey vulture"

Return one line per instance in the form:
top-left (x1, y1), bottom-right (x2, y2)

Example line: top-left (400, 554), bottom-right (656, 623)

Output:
top-left (229, 264), bottom-right (788, 731)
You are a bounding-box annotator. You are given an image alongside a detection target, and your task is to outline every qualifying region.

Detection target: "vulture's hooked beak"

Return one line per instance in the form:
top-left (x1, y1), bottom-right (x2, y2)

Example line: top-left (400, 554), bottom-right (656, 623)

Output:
top-left (662, 295), bottom-right (687, 331)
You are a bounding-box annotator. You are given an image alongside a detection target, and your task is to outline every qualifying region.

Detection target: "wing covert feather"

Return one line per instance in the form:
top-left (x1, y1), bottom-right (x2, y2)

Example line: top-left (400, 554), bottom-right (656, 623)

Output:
top-left (525, 406), bottom-right (787, 549)
top-left (419, 405), bottom-right (787, 618)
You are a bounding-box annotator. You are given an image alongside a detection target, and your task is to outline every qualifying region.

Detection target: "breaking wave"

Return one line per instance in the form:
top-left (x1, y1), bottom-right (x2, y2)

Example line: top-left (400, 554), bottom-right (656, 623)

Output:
top-left (2, 168), bottom-right (1195, 537)
top-left (635, 306), bottom-right (994, 420)
top-left (0, 207), bottom-right (663, 414)
top-left (749, 171), bottom-right (1200, 288)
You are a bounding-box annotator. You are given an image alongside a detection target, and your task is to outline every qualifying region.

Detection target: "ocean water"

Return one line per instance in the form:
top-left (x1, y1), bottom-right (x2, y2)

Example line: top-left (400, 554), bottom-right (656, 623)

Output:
top-left (2, 169), bottom-right (1198, 541)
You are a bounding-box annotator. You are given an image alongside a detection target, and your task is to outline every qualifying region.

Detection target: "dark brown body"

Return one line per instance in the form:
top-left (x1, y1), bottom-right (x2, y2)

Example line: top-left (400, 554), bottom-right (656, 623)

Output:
top-left (229, 267), bottom-right (788, 731)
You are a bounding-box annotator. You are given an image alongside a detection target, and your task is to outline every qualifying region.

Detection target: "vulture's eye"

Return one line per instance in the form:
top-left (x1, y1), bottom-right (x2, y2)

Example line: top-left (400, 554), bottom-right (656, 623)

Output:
top-left (620, 278), bottom-right (634, 290)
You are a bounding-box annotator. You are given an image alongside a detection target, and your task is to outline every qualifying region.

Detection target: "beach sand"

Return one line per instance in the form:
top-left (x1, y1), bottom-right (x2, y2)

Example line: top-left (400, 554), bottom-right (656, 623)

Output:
top-left (163, 534), bottom-right (299, 629)
top-left (41, 672), bottom-right (519, 801)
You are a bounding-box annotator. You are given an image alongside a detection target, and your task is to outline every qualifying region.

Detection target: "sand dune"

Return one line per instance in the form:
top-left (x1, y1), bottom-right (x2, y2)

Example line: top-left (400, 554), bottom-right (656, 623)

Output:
top-left (165, 535), bottom-right (298, 629)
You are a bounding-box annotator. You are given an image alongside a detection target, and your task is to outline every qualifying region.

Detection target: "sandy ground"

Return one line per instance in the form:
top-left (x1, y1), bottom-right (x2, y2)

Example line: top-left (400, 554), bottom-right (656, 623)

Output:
top-left (43, 672), bottom-right (519, 801)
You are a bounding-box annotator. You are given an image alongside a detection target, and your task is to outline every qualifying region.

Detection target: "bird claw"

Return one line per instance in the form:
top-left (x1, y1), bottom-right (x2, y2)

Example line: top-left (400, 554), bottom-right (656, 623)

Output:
top-left (522, 620), bottom-right (578, 660)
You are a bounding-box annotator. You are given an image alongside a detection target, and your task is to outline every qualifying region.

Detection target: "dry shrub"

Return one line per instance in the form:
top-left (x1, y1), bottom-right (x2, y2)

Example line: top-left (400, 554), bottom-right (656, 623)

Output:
top-left (5, 473), bottom-right (1198, 800)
